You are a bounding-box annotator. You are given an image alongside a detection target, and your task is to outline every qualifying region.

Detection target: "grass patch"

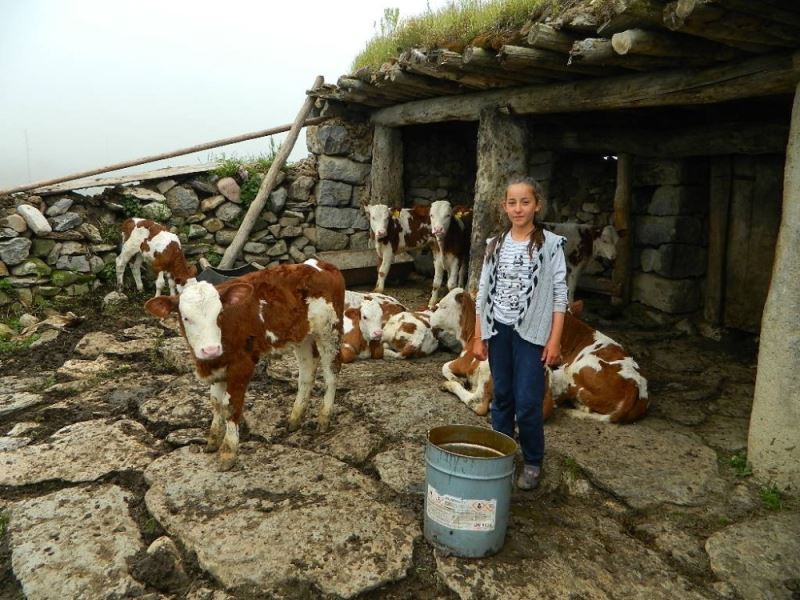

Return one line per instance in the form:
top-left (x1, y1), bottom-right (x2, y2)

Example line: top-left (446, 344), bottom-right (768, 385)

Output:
top-left (352, 0), bottom-right (553, 71)
top-left (0, 333), bottom-right (41, 354)
top-left (759, 485), bottom-right (783, 511)
top-left (563, 456), bottom-right (581, 479)
top-left (728, 449), bottom-right (753, 478)
top-left (211, 145), bottom-right (278, 182)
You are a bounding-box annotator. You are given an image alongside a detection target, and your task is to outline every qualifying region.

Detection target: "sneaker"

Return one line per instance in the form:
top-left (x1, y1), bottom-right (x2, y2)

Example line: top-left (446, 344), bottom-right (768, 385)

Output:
top-left (516, 464), bottom-right (541, 491)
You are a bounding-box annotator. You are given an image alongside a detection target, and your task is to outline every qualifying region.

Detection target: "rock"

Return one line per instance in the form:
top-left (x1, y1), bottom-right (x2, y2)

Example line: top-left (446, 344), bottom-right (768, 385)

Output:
top-left (30, 238), bottom-right (56, 258)
top-left (6, 422), bottom-right (39, 436)
top-left (45, 197), bottom-right (75, 216)
top-left (307, 123), bottom-right (351, 155)
top-left (374, 442), bottom-right (426, 495)
top-left (144, 445), bottom-right (418, 597)
top-left (546, 416), bottom-right (725, 509)
top-left (266, 240), bottom-right (287, 257)
top-left (157, 337), bottom-right (193, 373)
top-left (633, 273), bottom-right (701, 313)
top-left (436, 504), bottom-right (706, 600)
top-left (696, 415), bottom-right (749, 451)
top-left (202, 217), bottom-right (224, 233)
top-left (156, 179), bottom-right (178, 194)
top-left (315, 422), bottom-right (383, 464)
top-left (215, 229), bottom-right (236, 245)
top-left (8, 485), bottom-right (145, 600)
top-left (706, 513), bottom-right (800, 600)
top-left (11, 257), bottom-right (51, 277)
top-left (103, 290), bottom-right (127, 307)
top-left (315, 227), bottom-right (349, 251)
top-left (1, 213), bottom-right (27, 232)
top-left (0, 419), bottom-right (158, 486)
top-left (120, 186), bottom-right (166, 203)
top-left (78, 222), bottom-right (103, 243)
top-left (166, 428), bottom-right (206, 446)
top-left (268, 188), bottom-right (288, 213)
top-left (50, 212), bottom-right (83, 232)
top-left (55, 254), bottom-right (91, 272)
top-left (0, 237), bottom-right (32, 266)
top-left (200, 194), bottom-right (226, 212)
top-left (139, 374), bottom-right (209, 427)
top-left (315, 180), bottom-right (352, 206)
top-left (316, 206), bottom-right (360, 229)
top-left (289, 175), bottom-right (315, 201)
top-left (318, 156), bottom-right (371, 185)
top-left (0, 227), bottom-right (18, 239)
top-left (0, 436), bottom-right (31, 452)
top-left (187, 224), bottom-right (207, 239)
top-left (279, 225), bottom-right (303, 238)
top-left (243, 241), bottom-right (267, 254)
top-left (58, 241), bottom-right (88, 255)
top-left (640, 244), bottom-right (706, 278)
top-left (189, 178), bottom-right (217, 195)
top-left (141, 201), bottom-right (173, 222)
top-left (165, 186), bottom-right (200, 216)
top-left (29, 329), bottom-right (59, 348)
top-left (635, 216), bottom-right (702, 246)
top-left (216, 177), bottom-right (240, 203)
top-left (215, 202), bottom-right (242, 225)
top-left (0, 390), bottom-right (43, 418)
top-left (56, 355), bottom-right (120, 380)
top-left (636, 522), bottom-right (710, 575)
top-left (131, 536), bottom-right (189, 593)
top-left (16, 204), bottom-right (52, 234)
top-left (74, 331), bottom-right (157, 358)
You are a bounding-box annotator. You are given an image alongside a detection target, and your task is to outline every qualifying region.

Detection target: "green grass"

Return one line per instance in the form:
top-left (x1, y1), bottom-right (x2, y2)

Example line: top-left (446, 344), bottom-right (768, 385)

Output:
top-left (729, 450), bottom-right (753, 478)
top-left (211, 150), bottom-right (278, 181)
top-left (759, 485), bottom-right (783, 511)
top-left (352, 0), bottom-right (555, 71)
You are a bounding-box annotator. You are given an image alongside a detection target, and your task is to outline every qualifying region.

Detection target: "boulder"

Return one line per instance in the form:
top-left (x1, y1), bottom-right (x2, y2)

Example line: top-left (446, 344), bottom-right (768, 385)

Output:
top-left (50, 212), bottom-right (82, 232)
top-left (165, 186), bottom-right (200, 216)
top-left (0, 237), bottom-right (32, 266)
top-left (16, 204), bottom-right (52, 234)
top-left (216, 177), bottom-right (241, 203)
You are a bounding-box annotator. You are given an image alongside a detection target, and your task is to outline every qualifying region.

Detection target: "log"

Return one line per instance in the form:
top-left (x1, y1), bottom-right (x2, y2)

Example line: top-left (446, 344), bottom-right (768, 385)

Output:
top-left (219, 76), bottom-right (323, 269)
top-left (611, 28), bottom-right (739, 61)
top-left (570, 38), bottom-right (692, 70)
top-left (611, 154), bottom-right (633, 306)
top-left (434, 49), bottom-right (551, 86)
top-left (704, 156), bottom-right (731, 324)
top-left (370, 126), bottom-right (404, 208)
top-left (498, 45), bottom-right (613, 77)
top-left (664, 0), bottom-right (800, 50)
top-left (384, 65), bottom-right (465, 96)
top-left (464, 47), bottom-right (573, 81)
top-left (526, 23), bottom-right (579, 53)
top-left (596, 0), bottom-right (670, 35)
top-left (338, 77), bottom-right (416, 103)
top-left (372, 50), bottom-right (800, 127)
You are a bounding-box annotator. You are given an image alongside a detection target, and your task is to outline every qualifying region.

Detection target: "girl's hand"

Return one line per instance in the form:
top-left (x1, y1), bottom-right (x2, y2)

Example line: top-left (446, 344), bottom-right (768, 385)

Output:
top-left (541, 340), bottom-right (561, 366)
top-left (472, 338), bottom-right (488, 361)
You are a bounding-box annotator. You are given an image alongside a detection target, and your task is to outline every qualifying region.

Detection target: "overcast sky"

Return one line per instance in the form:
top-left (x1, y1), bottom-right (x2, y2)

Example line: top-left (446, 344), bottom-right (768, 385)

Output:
top-left (0, 0), bottom-right (444, 189)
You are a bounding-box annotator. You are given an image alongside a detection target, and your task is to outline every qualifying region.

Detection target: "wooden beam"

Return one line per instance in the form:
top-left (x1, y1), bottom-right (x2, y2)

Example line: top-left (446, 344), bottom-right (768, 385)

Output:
top-left (611, 28), bottom-right (740, 61)
top-left (219, 76), bottom-right (323, 268)
top-left (611, 154), bottom-right (633, 306)
top-left (704, 156), bottom-right (732, 324)
top-left (434, 49), bottom-right (550, 86)
top-left (384, 65), bottom-right (464, 96)
top-left (569, 38), bottom-right (688, 70)
top-left (370, 126), bottom-right (404, 208)
top-left (597, 0), bottom-right (670, 35)
top-left (526, 23), bottom-right (579, 54)
top-left (464, 46), bottom-right (573, 81)
top-left (338, 77), bottom-right (417, 103)
top-left (372, 51), bottom-right (800, 127)
top-left (498, 45), bottom-right (613, 77)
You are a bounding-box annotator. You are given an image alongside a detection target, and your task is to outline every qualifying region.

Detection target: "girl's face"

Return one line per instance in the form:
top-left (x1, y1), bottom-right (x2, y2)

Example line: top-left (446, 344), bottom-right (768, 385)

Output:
top-left (503, 183), bottom-right (539, 228)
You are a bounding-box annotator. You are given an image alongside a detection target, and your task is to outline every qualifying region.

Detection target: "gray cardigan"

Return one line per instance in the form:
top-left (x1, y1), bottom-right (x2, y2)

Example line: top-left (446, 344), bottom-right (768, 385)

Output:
top-left (476, 229), bottom-right (568, 346)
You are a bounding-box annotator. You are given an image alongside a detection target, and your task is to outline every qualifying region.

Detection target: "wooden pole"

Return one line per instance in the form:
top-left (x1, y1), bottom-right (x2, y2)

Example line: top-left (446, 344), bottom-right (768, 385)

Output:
top-left (611, 154), bottom-right (633, 306)
top-left (219, 76), bottom-right (324, 269)
top-left (0, 115), bottom-right (331, 196)
top-left (704, 156), bottom-right (732, 324)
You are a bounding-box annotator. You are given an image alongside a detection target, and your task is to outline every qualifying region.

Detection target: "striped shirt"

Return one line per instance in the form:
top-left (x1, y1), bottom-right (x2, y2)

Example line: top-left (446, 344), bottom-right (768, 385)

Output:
top-left (486, 237), bottom-right (539, 325)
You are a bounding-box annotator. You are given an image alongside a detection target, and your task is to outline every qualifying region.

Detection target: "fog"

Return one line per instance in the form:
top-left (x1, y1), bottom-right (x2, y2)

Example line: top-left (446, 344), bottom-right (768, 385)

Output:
top-left (0, 0), bottom-right (440, 189)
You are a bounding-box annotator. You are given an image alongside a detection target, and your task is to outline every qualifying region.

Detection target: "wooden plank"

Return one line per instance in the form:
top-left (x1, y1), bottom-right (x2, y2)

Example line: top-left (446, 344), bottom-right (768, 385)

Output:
top-left (611, 28), bottom-right (740, 61)
top-left (704, 156), bottom-right (731, 325)
top-left (372, 50), bottom-right (800, 127)
top-left (612, 154), bottom-right (633, 306)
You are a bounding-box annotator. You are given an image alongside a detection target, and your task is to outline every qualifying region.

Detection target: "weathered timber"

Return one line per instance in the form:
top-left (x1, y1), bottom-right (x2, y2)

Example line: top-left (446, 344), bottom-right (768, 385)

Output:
top-left (704, 156), bottom-right (731, 325)
top-left (398, 50), bottom-right (501, 89)
top-left (612, 154), bottom-right (633, 306)
top-left (664, 1), bottom-right (798, 50)
top-left (370, 126), bottom-right (403, 208)
top-left (611, 28), bottom-right (739, 61)
top-left (749, 81), bottom-right (800, 492)
top-left (596, 0), bottom-right (671, 35)
top-left (468, 109), bottom-right (528, 292)
top-left (338, 77), bottom-right (417, 103)
top-left (372, 51), bottom-right (800, 127)
top-left (219, 76), bottom-right (323, 269)
top-left (384, 66), bottom-right (465, 96)
top-left (525, 121), bottom-right (790, 157)
top-left (527, 23), bottom-right (580, 53)
top-left (498, 45), bottom-right (613, 77)
top-left (569, 38), bottom-right (688, 70)
top-left (464, 47), bottom-right (573, 81)
top-left (433, 49), bottom-right (551, 86)
top-left (33, 163), bottom-right (217, 195)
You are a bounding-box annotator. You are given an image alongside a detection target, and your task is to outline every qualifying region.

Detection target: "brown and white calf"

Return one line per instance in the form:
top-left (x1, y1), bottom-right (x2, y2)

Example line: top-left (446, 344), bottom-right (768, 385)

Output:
top-left (381, 309), bottom-right (439, 359)
top-left (144, 258), bottom-right (345, 470)
top-left (117, 218), bottom-right (197, 297)
top-left (428, 200), bottom-right (473, 308)
top-left (542, 222), bottom-right (619, 301)
top-left (543, 301), bottom-right (648, 423)
top-left (340, 291), bottom-right (406, 363)
top-left (363, 203), bottom-right (431, 293)
top-left (429, 288), bottom-right (492, 415)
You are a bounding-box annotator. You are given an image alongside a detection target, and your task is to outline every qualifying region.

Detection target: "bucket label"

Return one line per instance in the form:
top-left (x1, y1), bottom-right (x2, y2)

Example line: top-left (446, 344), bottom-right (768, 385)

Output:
top-left (426, 484), bottom-right (497, 531)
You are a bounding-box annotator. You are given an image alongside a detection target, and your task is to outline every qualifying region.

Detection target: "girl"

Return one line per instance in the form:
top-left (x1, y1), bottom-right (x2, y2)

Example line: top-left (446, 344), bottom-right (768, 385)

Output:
top-left (472, 176), bottom-right (568, 490)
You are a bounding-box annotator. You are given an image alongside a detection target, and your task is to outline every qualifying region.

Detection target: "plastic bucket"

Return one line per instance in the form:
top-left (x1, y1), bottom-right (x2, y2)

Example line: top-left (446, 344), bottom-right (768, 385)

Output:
top-left (424, 424), bottom-right (517, 558)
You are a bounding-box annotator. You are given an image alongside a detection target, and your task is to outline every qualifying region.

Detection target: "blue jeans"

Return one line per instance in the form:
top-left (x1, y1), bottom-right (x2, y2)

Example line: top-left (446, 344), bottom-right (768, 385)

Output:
top-left (488, 322), bottom-right (545, 467)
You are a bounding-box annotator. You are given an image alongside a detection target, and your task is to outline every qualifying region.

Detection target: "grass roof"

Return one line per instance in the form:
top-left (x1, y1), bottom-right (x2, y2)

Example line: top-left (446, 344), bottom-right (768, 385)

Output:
top-left (352, 0), bottom-right (561, 72)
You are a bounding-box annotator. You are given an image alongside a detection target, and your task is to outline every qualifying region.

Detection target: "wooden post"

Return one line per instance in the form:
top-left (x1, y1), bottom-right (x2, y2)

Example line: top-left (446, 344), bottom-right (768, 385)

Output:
top-left (370, 126), bottom-right (404, 207)
top-left (612, 154), bottom-right (633, 306)
top-left (219, 76), bottom-right (324, 269)
top-left (704, 156), bottom-right (732, 324)
top-left (467, 108), bottom-right (528, 293)
top-left (748, 82), bottom-right (800, 492)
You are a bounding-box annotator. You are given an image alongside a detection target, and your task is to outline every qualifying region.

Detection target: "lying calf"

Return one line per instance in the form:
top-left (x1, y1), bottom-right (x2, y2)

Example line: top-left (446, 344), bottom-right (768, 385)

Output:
top-left (381, 310), bottom-right (439, 359)
top-left (340, 292), bottom-right (406, 363)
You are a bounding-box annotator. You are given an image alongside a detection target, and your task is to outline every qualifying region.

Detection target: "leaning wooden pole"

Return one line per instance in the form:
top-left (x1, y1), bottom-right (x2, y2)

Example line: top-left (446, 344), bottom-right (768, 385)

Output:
top-left (611, 154), bottom-right (633, 306)
top-left (0, 115), bottom-right (331, 196)
top-left (219, 76), bottom-right (324, 269)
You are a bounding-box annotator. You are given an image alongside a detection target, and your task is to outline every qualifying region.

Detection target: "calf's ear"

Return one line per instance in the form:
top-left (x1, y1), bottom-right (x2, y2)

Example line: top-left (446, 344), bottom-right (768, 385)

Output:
top-left (569, 300), bottom-right (584, 318)
top-left (454, 292), bottom-right (464, 304)
top-left (145, 296), bottom-right (178, 318)
top-left (221, 283), bottom-right (253, 307)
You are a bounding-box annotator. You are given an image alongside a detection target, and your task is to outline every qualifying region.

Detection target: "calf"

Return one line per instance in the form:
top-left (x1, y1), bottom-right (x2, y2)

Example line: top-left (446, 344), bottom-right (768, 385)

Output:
top-left (429, 288), bottom-right (492, 415)
top-left (543, 301), bottom-right (648, 423)
top-left (428, 200), bottom-right (473, 308)
top-left (144, 258), bottom-right (345, 470)
top-left (381, 309), bottom-right (439, 359)
top-left (542, 222), bottom-right (619, 301)
top-left (340, 291), bottom-right (406, 363)
top-left (363, 203), bottom-right (431, 293)
top-left (117, 218), bottom-right (197, 297)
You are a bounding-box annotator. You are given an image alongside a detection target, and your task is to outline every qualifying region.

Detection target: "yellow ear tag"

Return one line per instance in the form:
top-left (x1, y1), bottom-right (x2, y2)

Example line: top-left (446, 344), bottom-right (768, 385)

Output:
top-left (392, 210), bottom-right (401, 219)
top-left (454, 210), bottom-right (463, 220)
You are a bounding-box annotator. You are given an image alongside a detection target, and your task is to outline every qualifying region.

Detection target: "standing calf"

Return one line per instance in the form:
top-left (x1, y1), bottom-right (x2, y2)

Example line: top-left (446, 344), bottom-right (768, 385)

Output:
top-left (363, 203), bottom-right (431, 293)
top-left (117, 218), bottom-right (197, 296)
top-left (428, 200), bottom-right (473, 308)
top-left (144, 258), bottom-right (345, 470)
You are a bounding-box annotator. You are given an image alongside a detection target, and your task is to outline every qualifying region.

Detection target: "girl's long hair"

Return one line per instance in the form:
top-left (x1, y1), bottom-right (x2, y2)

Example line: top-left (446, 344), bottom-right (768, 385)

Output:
top-left (485, 176), bottom-right (546, 262)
